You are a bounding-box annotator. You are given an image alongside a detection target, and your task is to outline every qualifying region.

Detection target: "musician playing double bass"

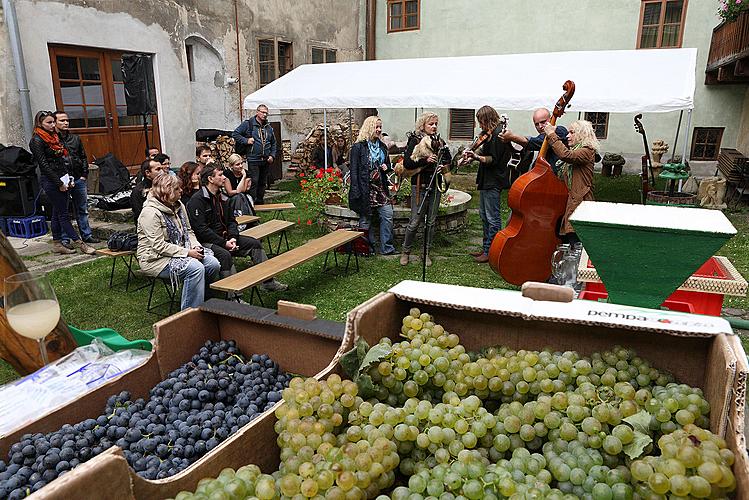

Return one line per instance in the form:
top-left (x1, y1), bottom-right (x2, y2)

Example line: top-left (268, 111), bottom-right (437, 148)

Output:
top-left (397, 112), bottom-right (452, 267)
top-left (462, 106), bottom-right (513, 263)
top-left (543, 119), bottom-right (600, 245)
top-left (500, 108), bottom-right (569, 174)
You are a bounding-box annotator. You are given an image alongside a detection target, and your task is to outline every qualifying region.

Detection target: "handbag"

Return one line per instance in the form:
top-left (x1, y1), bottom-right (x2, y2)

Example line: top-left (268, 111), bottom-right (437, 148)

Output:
top-left (107, 232), bottom-right (138, 252)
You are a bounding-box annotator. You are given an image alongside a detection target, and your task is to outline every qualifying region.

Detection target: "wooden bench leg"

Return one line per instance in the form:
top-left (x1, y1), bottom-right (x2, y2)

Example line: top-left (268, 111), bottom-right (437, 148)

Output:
top-left (249, 286), bottom-right (264, 307)
top-left (276, 231), bottom-right (289, 255)
top-left (108, 256), bottom-right (117, 288)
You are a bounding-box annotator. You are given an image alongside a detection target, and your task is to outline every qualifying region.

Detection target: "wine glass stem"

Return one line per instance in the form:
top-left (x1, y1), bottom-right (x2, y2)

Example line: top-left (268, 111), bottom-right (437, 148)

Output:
top-left (38, 338), bottom-right (49, 366)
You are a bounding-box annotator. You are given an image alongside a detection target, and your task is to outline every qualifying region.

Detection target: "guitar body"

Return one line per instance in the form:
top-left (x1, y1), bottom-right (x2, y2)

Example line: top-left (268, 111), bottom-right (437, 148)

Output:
top-left (634, 114), bottom-right (654, 204)
top-left (489, 155), bottom-right (568, 285)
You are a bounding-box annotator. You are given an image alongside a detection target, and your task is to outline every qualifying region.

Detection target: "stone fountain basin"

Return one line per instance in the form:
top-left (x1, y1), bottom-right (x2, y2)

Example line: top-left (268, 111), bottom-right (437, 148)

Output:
top-left (323, 189), bottom-right (472, 236)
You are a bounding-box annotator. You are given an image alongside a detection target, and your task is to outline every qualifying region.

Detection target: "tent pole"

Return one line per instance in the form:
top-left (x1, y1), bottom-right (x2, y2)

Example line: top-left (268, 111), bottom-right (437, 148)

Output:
top-left (323, 109), bottom-right (328, 170)
top-left (669, 110), bottom-right (683, 163)
top-left (678, 108), bottom-right (692, 192)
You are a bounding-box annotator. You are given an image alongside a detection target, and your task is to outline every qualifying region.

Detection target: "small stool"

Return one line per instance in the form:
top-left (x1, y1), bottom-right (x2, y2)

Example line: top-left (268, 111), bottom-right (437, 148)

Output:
top-left (140, 272), bottom-right (180, 316)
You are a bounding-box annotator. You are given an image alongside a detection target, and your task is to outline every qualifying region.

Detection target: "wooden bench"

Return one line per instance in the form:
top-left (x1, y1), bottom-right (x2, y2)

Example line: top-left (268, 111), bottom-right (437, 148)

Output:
top-left (240, 219), bottom-right (295, 256)
top-left (96, 249), bottom-right (139, 290)
top-left (210, 229), bottom-right (363, 306)
top-left (236, 214), bottom-right (260, 226)
top-left (253, 202), bottom-right (296, 220)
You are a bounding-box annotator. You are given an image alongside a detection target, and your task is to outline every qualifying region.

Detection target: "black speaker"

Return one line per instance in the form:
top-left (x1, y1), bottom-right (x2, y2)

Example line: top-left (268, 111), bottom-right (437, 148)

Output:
top-left (0, 175), bottom-right (39, 216)
top-left (122, 53), bottom-right (157, 116)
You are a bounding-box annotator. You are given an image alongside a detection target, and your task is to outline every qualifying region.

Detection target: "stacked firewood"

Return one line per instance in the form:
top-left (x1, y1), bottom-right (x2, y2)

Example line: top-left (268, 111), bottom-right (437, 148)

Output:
top-left (195, 136), bottom-right (236, 166)
top-left (288, 122), bottom-right (359, 176)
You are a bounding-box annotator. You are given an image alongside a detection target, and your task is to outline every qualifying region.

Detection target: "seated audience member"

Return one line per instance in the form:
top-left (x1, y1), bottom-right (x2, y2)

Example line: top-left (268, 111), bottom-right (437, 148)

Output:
top-left (196, 145), bottom-right (215, 168)
top-left (187, 165), bottom-right (287, 292)
top-left (153, 152), bottom-right (175, 176)
top-left (132, 159), bottom-right (168, 221)
top-left (178, 161), bottom-right (203, 206)
top-left (223, 153), bottom-right (256, 231)
top-left (147, 147), bottom-right (160, 160)
top-left (223, 153), bottom-right (252, 197)
top-left (136, 173), bottom-right (220, 310)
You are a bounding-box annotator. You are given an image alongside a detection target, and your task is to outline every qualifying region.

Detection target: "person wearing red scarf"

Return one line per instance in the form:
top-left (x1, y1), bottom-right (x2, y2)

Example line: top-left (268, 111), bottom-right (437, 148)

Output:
top-left (29, 110), bottom-right (95, 255)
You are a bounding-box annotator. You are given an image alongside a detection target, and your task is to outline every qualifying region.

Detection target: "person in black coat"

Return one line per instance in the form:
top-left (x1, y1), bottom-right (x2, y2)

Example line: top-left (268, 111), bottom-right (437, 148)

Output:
top-left (186, 165), bottom-right (286, 292)
top-left (461, 106), bottom-right (513, 263)
top-left (348, 116), bottom-right (395, 255)
top-left (29, 110), bottom-right (95, 255)
top-left (53, 111), bottom-right (99, 244)
top-left (131, 159), bottom-right (168, 222)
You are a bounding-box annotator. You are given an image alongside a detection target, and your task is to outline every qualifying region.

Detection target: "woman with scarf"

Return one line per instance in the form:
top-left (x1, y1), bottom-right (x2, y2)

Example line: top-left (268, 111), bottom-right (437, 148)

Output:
top-left (543, 119), bottom-right (600, 245)
top-left (348, 116), bottom-right (396, 255)
top-left (29, 110), bottom-right (95, 255)
top-left (398, 112), bottom-right (452, 267)
top-left (136, 173), bottom-right (220, 310)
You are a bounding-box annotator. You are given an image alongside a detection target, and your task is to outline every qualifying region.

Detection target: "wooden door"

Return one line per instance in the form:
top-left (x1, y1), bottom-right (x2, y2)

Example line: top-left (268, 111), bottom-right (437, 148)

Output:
top-left (49, 45), bottom-right (160, 169)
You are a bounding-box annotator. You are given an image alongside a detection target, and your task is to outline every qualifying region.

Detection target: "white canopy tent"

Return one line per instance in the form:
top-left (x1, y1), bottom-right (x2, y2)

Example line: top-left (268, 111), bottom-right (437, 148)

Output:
top-left (243, 48), bottom-right (697, 168)
top-left (244, 49), bottom-right (697, 112)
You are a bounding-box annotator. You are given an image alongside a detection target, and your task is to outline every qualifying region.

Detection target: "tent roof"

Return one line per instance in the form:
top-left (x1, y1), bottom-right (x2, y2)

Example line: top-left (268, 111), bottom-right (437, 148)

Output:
top-left (244, 48), bottom-right (696, 113)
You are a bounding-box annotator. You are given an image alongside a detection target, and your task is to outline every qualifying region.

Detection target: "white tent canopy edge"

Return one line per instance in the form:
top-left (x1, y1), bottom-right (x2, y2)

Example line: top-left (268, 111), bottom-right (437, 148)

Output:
top-left (243, 48), bottom-right (697, 113)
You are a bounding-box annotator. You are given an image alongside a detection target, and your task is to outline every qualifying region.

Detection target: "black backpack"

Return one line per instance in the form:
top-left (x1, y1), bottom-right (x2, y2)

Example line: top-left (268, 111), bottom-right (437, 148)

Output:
top-left (107, 231), bottom-right (138, 252)
top-left (0, 144), bottom-right (36, 176)
top-left (95, 153), bottom-right (131, 194)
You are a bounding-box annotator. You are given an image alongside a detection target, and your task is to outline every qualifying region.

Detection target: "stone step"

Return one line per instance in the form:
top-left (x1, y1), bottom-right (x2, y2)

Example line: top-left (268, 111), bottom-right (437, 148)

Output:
top-left (91, 220), bottom-right (135, 240)
top-left (89, 207), bottom-right (134, 223)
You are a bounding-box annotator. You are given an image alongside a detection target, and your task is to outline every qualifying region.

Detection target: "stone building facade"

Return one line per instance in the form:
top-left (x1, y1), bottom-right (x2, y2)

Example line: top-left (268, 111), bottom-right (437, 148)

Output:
top-left (0, 0), bottom-right (364, 168)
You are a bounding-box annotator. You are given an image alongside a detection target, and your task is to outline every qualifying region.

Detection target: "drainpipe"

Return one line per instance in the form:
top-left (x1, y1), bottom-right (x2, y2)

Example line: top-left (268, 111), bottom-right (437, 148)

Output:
top-left (365, 0), bottom-right (375, 61)
top-left (233, 0), bottom-right (243, 120)
top-left (2, 0), bottom-right (33, 143)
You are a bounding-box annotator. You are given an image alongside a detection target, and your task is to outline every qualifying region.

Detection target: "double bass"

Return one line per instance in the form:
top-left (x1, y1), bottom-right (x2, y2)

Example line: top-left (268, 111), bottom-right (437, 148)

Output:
top-left (488, 81), bottom-right (575, 286)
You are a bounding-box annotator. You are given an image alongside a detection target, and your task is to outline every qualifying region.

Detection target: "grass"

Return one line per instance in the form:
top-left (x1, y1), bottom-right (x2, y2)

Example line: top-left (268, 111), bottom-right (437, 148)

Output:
top-left (1, 172), bottom-right (747, 385)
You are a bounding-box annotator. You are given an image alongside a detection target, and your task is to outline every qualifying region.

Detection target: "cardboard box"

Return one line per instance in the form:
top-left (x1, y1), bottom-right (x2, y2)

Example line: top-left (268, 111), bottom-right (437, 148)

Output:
top-left (347, 281), bottom-right (748, 496)
top-left (33, 282), bottom-right (749, 498)
top-left (23, 298), bottom-right (349, 500)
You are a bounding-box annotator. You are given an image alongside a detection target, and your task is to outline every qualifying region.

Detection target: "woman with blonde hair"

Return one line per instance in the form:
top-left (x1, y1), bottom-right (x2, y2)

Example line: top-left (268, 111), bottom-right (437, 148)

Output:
top-left (348, 116), bottom-right (395, 255)
top-left (136, 173), bottom-right (220, 310)
top-left (543, 119), bottom-right (600, 244)
top-left (398, 112), bottom-right (452, 266)
top-left (223, 153), bottom-right (251, 197)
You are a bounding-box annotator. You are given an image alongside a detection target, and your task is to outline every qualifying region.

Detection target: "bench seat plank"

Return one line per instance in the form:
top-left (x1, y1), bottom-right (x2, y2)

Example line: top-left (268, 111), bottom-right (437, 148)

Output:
top-left (210, 229), bottom-right (361, 293)
top-left (236, 215), bottom-right (260, 225)
top-left (239, 219), bottom-right (295, 240)
top-left (254, 202), bottom-right (295, 212)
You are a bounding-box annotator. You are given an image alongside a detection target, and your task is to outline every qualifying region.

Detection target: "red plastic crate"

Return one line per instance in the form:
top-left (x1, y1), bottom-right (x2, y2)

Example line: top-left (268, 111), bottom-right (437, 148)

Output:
top-left (582, 257), bottom-right (728, 316)
top-left (578, 290), bottom-right (695, 314)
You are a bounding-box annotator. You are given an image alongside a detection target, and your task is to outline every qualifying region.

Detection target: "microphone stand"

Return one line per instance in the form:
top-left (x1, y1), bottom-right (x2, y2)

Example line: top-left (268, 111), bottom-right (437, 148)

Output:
top-left (416, 164), bottom-right (443, 282)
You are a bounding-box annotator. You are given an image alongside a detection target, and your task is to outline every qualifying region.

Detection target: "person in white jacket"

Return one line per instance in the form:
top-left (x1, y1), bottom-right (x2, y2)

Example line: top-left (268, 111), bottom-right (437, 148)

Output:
top-left (136, 173), bottom-right (220, 310)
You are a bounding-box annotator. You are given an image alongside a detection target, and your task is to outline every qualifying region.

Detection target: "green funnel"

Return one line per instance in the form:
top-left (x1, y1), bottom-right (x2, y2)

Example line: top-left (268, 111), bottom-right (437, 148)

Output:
top-left (570, 201), bottom-right (736, 309)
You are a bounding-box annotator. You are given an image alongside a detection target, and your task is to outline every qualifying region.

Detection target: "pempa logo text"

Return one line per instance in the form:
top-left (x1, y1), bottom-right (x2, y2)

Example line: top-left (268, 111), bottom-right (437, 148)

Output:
top-left (587, 309), bottom-right (715, 329)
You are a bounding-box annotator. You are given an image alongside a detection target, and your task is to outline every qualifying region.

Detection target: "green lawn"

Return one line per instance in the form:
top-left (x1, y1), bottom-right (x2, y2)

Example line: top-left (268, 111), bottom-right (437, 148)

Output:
top-left (1, 172), bottom-right (747, 385)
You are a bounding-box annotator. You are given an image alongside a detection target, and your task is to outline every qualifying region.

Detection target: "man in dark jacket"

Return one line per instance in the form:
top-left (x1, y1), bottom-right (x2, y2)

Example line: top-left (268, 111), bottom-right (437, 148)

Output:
top-left (231, 104), bottom-right (277, 205)
top-left (54, 111), bottom-right (99, 244)
top-left (187, 165), bottom-right (286, 292)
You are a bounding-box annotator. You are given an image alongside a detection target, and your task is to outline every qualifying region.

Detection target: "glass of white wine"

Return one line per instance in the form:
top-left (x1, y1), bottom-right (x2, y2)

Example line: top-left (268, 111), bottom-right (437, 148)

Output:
top-left (4, 272), bottom-right (60, 366)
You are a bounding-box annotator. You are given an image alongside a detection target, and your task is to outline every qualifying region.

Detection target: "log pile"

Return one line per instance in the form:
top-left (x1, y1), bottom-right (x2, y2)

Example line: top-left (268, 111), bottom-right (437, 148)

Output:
top-left (288, 122), bottom-right (359, 176)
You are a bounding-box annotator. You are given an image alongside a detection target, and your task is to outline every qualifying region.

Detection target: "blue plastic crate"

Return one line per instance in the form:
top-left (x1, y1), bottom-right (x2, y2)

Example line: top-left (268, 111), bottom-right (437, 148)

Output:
top-left (6, 216), bottom-right (47, 238)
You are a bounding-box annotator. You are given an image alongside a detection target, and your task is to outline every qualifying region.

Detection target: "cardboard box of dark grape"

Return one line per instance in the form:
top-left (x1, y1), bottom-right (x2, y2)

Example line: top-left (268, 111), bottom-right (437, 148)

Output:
top-left (345, 281), bottom-right (748, 496)
top-left (5, 298), bottom-right (348, 500)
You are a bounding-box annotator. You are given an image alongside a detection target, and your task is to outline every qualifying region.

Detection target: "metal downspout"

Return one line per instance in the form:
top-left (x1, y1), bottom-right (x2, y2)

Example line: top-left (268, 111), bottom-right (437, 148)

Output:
top-left (2, 0), bottom-right (33, 143)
